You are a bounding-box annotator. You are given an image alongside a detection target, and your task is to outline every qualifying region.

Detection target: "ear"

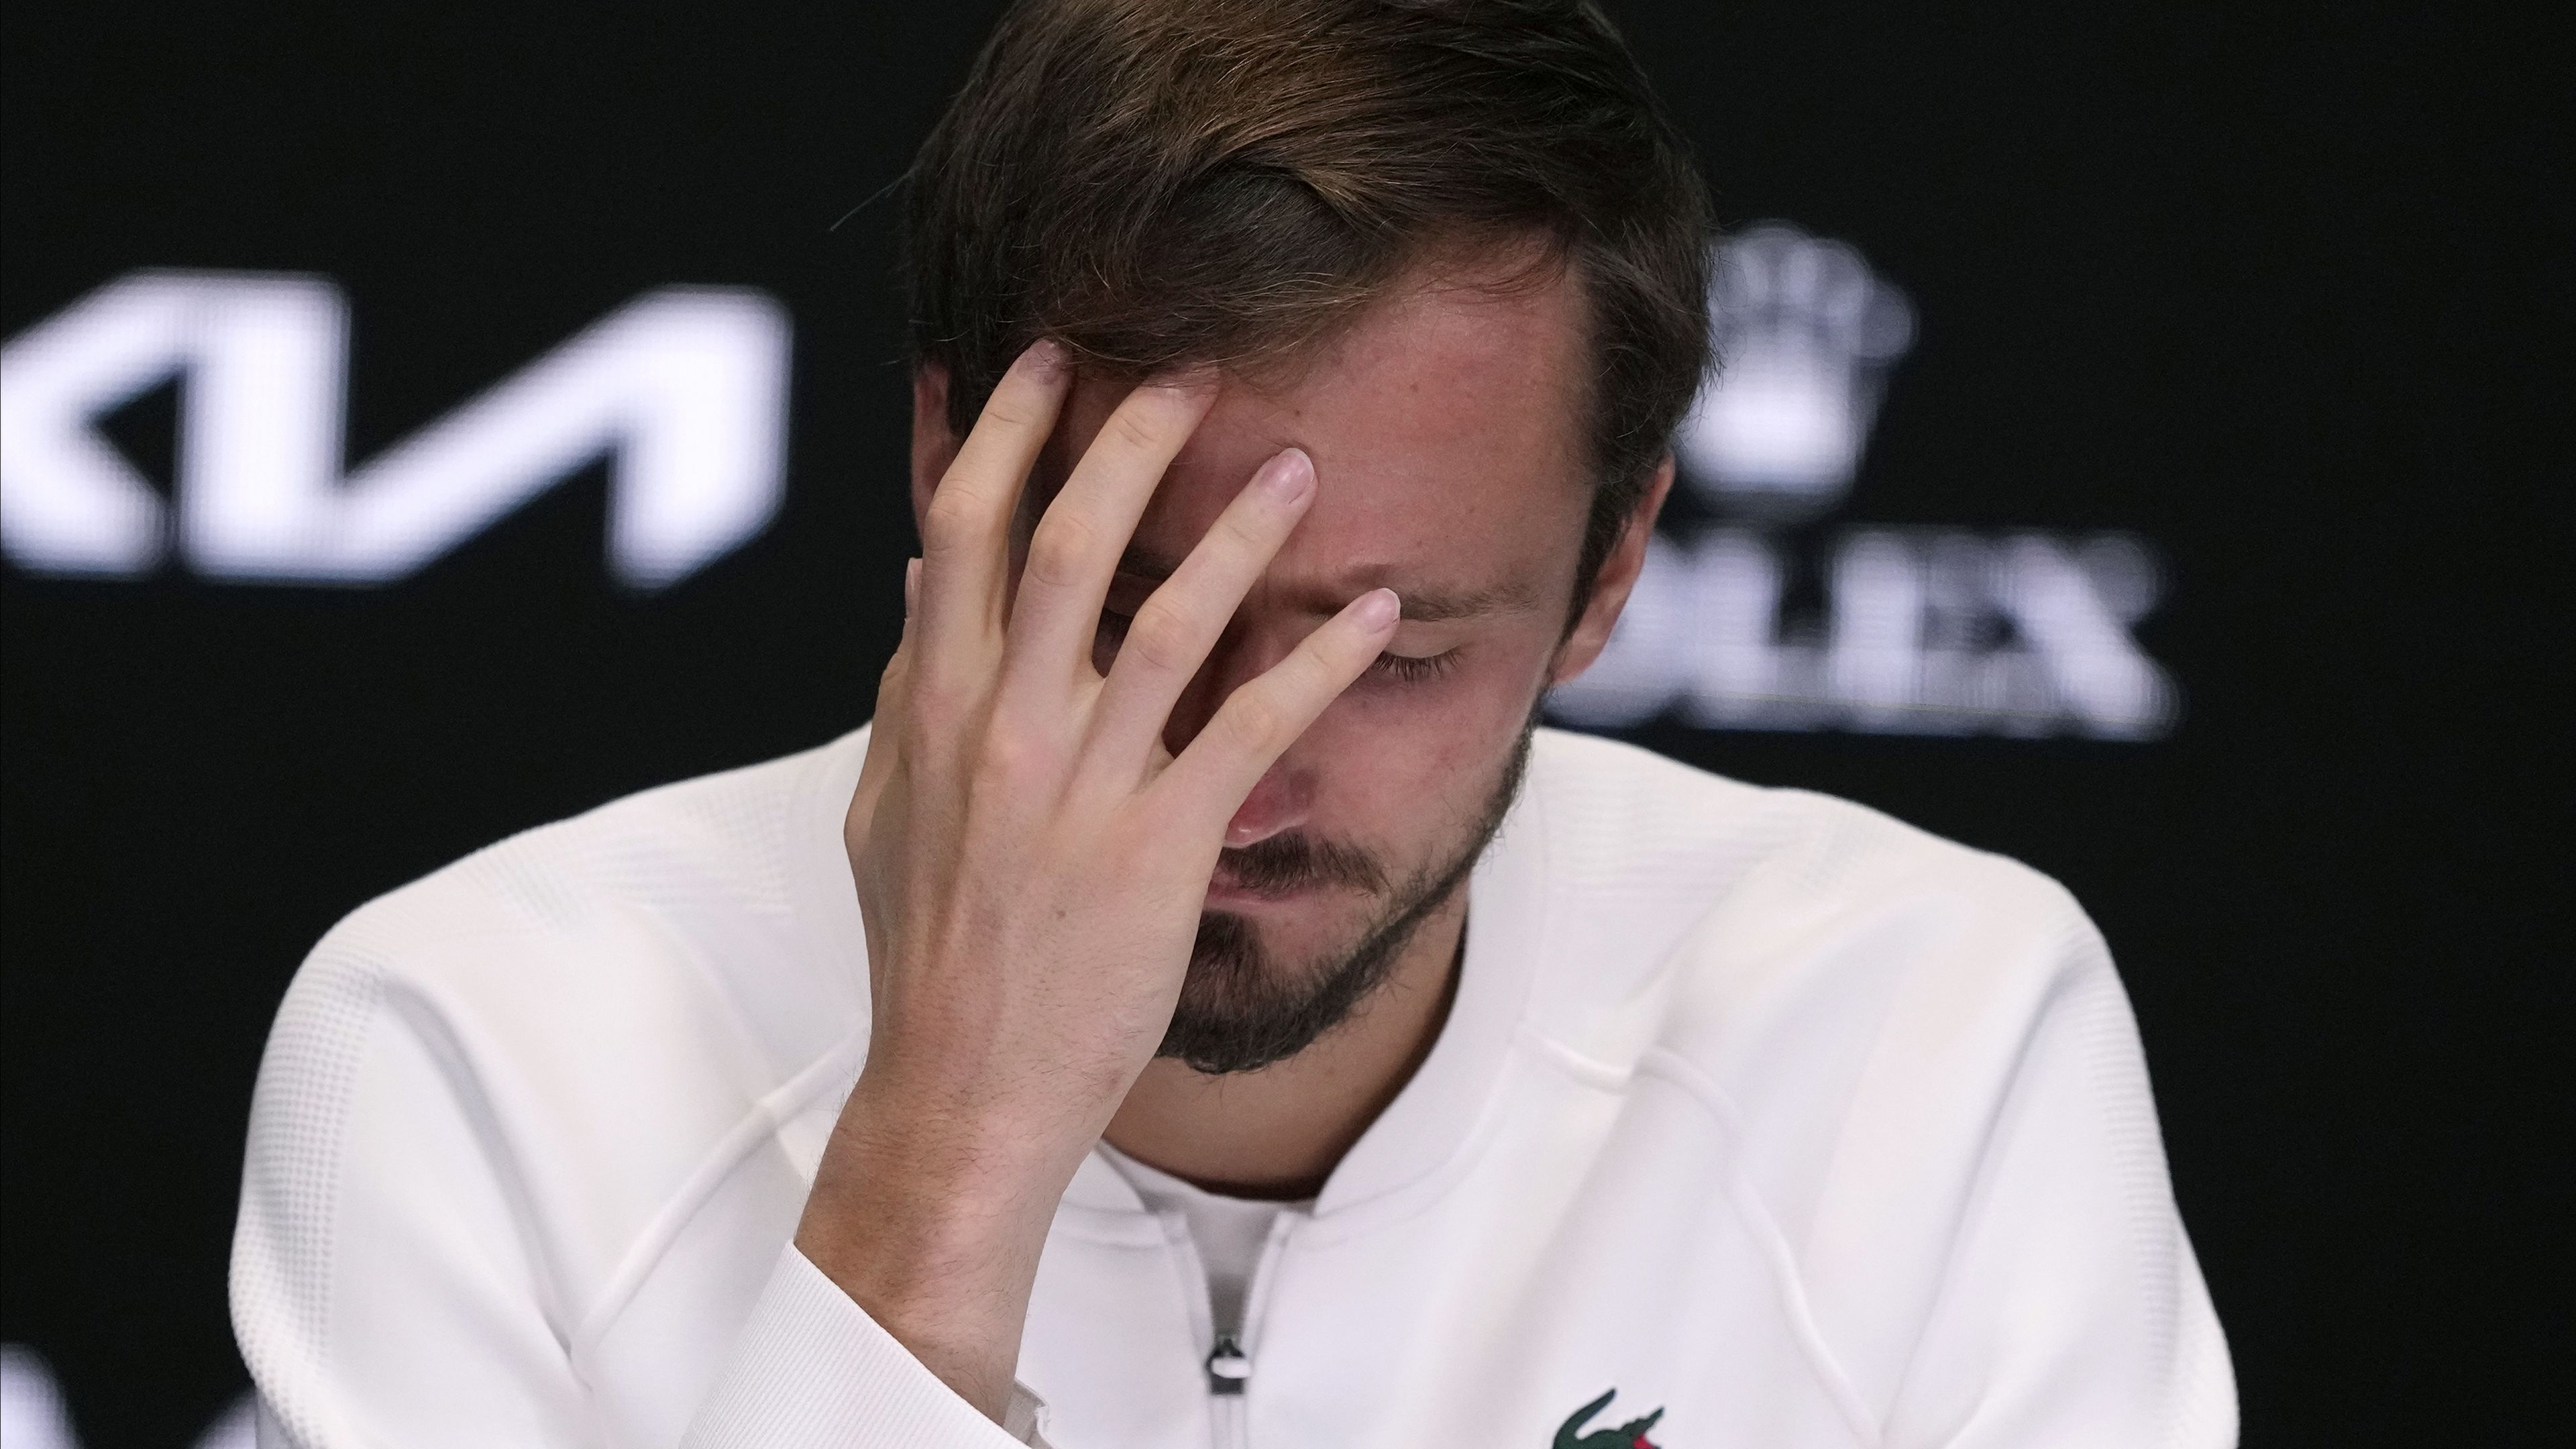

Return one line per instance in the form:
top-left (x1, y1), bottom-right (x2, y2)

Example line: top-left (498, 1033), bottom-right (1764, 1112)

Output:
top-left (910, 361), bottom-right (961, 533)
top-left (1549, 454), bottom-right (1675, 685)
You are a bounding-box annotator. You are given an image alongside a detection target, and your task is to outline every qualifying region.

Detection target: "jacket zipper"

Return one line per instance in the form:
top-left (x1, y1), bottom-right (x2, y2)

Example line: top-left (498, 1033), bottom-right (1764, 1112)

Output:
top-left (1205, 1334), bottom-right (1251, 1448)
top-left (1175, 1214), bottom-right (1295, 1449)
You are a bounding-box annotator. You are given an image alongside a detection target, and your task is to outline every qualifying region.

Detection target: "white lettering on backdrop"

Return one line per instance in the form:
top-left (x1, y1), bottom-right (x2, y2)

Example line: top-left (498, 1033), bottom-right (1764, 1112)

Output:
top-left (1549, 223), bottom-right (2178, 739)
top-left (1, 272), bottom-right (789, 588)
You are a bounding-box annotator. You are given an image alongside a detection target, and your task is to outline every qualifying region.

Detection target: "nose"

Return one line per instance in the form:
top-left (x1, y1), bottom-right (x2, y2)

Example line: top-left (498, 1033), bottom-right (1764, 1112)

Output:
top-left (1163, 627), bottom-right (1313, 848)
top-left (1222, 764), bottom-right (1311, 847)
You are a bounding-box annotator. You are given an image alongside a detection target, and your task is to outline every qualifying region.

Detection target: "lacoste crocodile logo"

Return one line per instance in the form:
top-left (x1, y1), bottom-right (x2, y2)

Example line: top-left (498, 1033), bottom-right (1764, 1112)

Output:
top-left (1553, 1387), bottom-right (1665, 1449)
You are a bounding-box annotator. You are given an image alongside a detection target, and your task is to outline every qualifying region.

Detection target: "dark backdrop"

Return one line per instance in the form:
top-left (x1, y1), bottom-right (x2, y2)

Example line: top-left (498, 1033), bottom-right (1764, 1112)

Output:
top-left (3, 2), bottom-right (2565, 1444)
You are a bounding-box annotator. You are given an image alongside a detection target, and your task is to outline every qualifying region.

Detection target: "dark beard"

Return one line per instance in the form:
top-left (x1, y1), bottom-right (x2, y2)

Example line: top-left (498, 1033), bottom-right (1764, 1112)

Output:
top-left (1157, 716), bottom-right (1536, 1075)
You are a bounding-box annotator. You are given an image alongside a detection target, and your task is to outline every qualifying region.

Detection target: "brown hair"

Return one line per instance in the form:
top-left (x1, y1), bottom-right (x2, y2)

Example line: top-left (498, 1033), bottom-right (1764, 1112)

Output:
top-left (902, 0), bottom-right (1713, 608)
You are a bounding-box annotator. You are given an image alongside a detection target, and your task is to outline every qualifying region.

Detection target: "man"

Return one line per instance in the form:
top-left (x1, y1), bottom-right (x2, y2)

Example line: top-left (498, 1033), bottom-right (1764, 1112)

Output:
top-left (231, 1), bottom-right (2235, 1445)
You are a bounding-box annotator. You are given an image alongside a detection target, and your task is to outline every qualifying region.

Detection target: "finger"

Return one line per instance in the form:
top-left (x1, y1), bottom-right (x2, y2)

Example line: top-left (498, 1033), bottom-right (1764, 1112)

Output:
top-left (889, 556), bottom-right (921, 722)
top-left (1154, 588), bottom-right (1399, 825)
top-left (998, 374), bottom-right (1217, 696)
top-left (851, 557), bottom-right (924, 855)
top-left (858, 559), bottom-right (922, 792)
top-left (1087, 447), bottom-right (1314, 764)
top-left (914, 341), bottom-right (1071, 674)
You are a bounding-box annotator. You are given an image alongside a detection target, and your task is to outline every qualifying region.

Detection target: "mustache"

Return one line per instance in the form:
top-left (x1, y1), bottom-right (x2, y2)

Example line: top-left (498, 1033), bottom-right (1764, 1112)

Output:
top-left (1210, 831), bottom-right (1391, 898)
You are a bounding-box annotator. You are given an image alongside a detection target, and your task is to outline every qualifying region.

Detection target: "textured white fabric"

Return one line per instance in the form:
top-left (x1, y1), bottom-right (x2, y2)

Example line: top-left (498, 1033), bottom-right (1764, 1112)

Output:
top-left (230, 726), bottom-right (2236, 1448)
top-left (680, 1248), bottom-right (1047, 1449)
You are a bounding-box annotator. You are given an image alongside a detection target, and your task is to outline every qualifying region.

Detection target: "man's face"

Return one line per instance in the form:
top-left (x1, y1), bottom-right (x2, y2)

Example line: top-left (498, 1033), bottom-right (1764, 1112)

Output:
top-left (981, 258), bottom-right (1642, 1070)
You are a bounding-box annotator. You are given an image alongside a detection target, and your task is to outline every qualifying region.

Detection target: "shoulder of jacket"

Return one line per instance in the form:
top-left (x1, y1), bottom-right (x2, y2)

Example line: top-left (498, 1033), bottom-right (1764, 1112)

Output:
top-left (335, 744), bottom-right (817, 943)
top-left (242, 738), bottom-right (871, 1362)
top-left (1522, 729), bottom-right (2103, 1069)
top-left (1527, 727), bottom-right (2086, 927)
top-left (287, 733), bottom-right (865, 1088)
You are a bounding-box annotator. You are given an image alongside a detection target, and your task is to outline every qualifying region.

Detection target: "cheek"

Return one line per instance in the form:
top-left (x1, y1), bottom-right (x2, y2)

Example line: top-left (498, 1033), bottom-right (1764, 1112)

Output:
top-left (1297, 645), bottom-right (1546, 835)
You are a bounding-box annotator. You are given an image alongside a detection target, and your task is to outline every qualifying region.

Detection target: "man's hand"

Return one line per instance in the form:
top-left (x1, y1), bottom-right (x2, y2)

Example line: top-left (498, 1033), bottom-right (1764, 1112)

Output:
top-left (796, 341), bottom-right (1399, 1419)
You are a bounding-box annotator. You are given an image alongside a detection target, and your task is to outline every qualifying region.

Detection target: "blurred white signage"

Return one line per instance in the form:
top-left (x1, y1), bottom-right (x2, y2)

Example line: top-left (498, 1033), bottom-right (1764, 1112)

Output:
top-left (1, 272), bottom-right (790, 588)
top-left (1679, 222), bottom-right (1916, 517)
top-left (1, 1345), bottom-right (250, 1449)
top-left (6, 250), bottom-right (2170, 734)
top-left (1553, 223), bottom-right (2177, 739)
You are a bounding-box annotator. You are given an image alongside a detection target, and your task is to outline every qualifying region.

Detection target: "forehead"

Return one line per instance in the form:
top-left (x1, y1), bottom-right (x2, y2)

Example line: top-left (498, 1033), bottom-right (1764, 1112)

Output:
top-left (1055, 258), bottom-right (1596, 605)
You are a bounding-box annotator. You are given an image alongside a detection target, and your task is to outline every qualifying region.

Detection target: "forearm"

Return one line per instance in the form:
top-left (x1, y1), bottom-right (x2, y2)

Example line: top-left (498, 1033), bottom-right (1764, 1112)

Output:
top-left (793, 1079), bottom-right (1082, 1422)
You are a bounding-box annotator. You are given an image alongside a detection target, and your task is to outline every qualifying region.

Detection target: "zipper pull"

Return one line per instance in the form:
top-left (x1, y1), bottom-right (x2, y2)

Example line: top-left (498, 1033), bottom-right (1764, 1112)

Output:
top-left (1204, 1334), bottom-right (1251, 1397)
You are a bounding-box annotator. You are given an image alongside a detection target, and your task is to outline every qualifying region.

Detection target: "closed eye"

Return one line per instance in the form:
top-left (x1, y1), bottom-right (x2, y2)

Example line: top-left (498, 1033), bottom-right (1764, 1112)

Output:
top-left (1370, 649), bottom-right (1457, 683)
top-left (1097, 611), bottom-right (1457, 684)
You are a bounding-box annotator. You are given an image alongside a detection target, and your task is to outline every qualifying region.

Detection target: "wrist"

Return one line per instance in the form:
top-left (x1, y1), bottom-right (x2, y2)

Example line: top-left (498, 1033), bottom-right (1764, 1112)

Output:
top-left (794, 1178), bottom-right (1042, 1421)
top-left (843, 1051), bottom-right (1105, 1189)
top-left (798, 1090), bottom-right (1067, 1285)
top-left (794, 1071), bottom-right (1089, 1421)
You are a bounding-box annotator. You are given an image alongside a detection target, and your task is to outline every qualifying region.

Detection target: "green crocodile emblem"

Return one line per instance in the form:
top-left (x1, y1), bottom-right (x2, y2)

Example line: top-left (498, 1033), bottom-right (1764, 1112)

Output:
top-left (1553, 1387), bottom-right (1665, 1449)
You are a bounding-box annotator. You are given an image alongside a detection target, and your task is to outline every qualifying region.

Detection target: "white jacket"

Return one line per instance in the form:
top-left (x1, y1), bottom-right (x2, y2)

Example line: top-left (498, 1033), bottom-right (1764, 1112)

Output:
top-left (231, 727), bottom-right (2235, 1448)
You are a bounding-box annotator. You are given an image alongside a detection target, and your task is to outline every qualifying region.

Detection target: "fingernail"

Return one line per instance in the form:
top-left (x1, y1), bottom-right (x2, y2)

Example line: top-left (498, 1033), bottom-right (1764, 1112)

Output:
top-left (1256, 447), bottom-right (1315, 504)
top-left (1355, 588), bottom-right (1399, 631)
top-left (904, 557), bottom-right (921, 616)
top-left (1022, 338), bottom-right (1067, 376)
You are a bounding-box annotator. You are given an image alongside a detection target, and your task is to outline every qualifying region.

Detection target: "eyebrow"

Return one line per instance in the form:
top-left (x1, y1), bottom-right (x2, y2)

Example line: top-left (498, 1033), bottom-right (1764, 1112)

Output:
top-left (1114, 547), bottom-right (1543, 623)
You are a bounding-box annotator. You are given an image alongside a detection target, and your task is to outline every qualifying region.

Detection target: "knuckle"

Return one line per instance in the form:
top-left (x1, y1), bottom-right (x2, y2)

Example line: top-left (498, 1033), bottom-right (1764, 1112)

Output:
top-left (1023, 513), bottom-right (1098, 588)
top-left (976, 722), bottom-right (1056, 786)
top-left (977, 390), bottom-right (1042, 435)
top-left (1217, 692), bottom-right (1285, 757)
top-left (1214, 504), bottom-right (1275, 555)
top-left (1315, 619), bottom-right (1377, 672)
top-left (1124, 602), bottom-right (1201, 674)
top-left (975, 726), bottom-right (1020, 775)
top-left (1104, 403), bottom-right (1170, 457)
top-left (919, 490), bottom-right (984, 555)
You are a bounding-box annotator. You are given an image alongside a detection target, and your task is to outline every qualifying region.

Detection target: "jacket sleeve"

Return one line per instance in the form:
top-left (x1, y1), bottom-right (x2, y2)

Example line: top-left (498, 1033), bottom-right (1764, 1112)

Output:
top-left (230, 945), bottom-right (1050, 1449)
top-left (1878, 916), bottom-right (2238, 1448)
top-left (682, 1246), bottom-right (1049, 1448)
